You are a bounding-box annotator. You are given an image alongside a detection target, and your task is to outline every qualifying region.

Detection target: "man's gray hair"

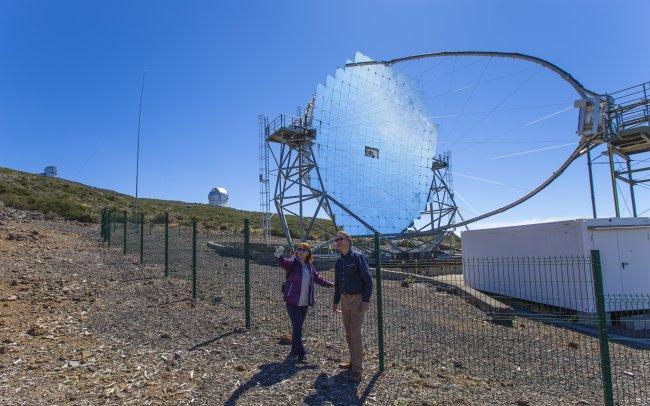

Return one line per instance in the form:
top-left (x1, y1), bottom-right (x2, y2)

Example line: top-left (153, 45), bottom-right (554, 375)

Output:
top-left (336, 230), bottom-right (352, 244)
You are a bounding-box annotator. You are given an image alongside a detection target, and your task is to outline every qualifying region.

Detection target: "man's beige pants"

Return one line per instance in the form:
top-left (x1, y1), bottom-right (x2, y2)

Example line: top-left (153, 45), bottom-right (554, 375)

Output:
top-left (340, 294), bottom-right (364, 374)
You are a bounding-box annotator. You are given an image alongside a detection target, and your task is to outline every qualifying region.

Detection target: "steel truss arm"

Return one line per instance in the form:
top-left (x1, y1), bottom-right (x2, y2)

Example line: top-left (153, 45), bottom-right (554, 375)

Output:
top-left (446, 135), bottom-right (598, 230)
top-left (345, 51), bottom-right (601, 99)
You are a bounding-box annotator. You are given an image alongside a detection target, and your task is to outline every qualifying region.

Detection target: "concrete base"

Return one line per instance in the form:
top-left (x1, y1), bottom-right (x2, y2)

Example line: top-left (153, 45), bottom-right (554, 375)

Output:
top-left (206, 241), bottom-right (278, 266)
top-left (577, 311), bottom-right (612, 328)
top-left (432, 275), bottom-right (514, 325)
top-left (619, 314), bottom-right (650, 331)
top-left (377, 270), bottom-right (514, 324)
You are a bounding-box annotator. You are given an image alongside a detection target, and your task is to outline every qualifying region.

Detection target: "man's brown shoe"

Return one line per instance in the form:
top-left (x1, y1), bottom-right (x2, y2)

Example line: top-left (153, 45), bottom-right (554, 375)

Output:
top-left (349, 371), bottom-right (362, 383)
top-left (338, 361), bottom-right (352, 370)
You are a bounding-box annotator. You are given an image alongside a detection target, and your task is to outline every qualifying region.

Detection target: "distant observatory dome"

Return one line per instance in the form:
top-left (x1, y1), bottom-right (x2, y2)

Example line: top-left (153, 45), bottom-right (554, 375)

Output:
top-left (208, 187), bottom-right (228, 206)
top-left (43, 166), bottom-right (58, 178)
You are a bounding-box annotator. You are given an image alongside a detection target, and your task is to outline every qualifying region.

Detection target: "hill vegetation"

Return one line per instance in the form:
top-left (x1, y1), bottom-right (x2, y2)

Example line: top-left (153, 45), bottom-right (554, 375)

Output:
top-left (0, 167), bottom-right (334, 238)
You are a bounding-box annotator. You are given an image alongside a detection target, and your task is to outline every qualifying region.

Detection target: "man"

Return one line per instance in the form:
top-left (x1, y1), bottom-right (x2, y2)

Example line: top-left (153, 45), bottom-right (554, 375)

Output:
top-left (332, 230), bottom-right (372, 383)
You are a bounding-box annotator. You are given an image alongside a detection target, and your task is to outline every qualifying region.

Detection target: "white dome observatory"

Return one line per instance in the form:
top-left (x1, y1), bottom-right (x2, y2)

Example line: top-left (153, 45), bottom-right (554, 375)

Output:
top-left (43, 166), bottom-right (58, 178)
top-left (208, 187), bottom-right (228, 206)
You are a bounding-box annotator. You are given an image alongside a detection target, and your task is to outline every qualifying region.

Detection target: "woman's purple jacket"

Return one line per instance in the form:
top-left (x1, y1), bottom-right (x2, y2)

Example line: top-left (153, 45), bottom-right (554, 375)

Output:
top-left (277, 256), bottom-right (334, 306)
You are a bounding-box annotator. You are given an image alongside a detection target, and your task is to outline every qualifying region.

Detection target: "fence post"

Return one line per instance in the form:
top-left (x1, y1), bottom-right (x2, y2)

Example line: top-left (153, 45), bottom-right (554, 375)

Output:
top-left (123, 210), bottom-right (127, 255)
top-left (139, 213), bottom-right (144, 263)
top-left (591, 250), bottom-right (614, 405)
top-left (244, 218), bottom-right (251, 329)
top-left (107, 212), bottom-right (111, 246)
top-left (374, 232), bottom-right (385, 372)
top-left (100, 208), bottom-right (106, 240)
top-left (192, 219), bottom-right (197, 299)
top-left (164, 212), bottom-right (169, 277)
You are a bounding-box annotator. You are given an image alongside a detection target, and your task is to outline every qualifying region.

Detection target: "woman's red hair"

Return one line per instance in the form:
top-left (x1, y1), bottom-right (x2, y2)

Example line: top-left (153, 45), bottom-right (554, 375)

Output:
top-left (296, 242), bottom-right (314, 263)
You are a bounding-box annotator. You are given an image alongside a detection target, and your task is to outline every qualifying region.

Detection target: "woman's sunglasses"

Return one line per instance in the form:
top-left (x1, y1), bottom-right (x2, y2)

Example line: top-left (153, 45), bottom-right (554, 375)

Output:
top-left (334, 237), bottom-right (347, 242)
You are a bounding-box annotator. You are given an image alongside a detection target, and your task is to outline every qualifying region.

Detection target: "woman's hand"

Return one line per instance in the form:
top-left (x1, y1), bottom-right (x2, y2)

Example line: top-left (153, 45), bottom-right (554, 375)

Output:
top-left (273, 246), bottom-right (285, 258)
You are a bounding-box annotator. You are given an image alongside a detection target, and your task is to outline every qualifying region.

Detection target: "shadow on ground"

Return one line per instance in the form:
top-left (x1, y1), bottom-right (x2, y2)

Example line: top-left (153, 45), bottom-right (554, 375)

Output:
top-left (224, 356), bottom-right (318, 405)
top-left (304, 370), bottom-right (381, 406)
top-left (187, 329), bottom-right (244, 352)
top-left (224, 354), bottom-right (381, 406)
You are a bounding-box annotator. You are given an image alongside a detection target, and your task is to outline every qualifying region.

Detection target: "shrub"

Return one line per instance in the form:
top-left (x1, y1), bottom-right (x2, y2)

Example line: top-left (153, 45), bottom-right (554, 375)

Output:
top-left (401, 275), bottom-right (414, 288)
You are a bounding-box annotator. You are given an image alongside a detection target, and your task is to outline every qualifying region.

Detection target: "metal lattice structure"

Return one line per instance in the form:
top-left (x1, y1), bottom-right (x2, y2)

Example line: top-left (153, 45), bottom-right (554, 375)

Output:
top-left (400, 152), bottom-right (465, 255)
top-left (258, 115), bottom-right (272, 243)
top-left (603, 82), bottom-right (650, 217)
top-left (579, 81), bottom-right (650, 219)
top-left (264, 110), bottom-right (339, 247)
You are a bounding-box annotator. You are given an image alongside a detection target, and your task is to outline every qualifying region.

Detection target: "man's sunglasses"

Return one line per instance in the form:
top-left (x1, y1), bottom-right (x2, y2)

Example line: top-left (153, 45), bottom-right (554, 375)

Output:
top-left (334, 237), bottom-right (348, 242)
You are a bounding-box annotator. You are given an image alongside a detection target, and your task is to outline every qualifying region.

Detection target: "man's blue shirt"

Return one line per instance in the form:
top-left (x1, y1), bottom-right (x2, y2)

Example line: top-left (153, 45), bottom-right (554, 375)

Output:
top-left (333, 249), bottom-right (372, 304)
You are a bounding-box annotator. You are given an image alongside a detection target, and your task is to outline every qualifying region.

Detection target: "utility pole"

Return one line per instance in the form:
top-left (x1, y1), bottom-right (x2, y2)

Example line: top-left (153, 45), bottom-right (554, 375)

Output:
top-left (134, 69), bottom-right (146, 225)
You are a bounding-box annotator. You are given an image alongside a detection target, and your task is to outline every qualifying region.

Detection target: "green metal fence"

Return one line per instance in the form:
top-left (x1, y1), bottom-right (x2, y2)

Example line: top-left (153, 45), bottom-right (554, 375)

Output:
top-left (99, 210), bottom-right (649, 405)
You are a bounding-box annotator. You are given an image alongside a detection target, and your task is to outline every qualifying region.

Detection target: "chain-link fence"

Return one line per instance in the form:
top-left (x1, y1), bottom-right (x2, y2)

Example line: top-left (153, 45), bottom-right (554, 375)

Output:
top-left (99, 209), bottom-right (649, 404)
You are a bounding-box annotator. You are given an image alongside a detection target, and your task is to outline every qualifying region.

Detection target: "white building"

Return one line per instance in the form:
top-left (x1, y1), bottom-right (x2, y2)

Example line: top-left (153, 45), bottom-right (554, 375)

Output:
top-left (462, 218), bottom-right (650, 314)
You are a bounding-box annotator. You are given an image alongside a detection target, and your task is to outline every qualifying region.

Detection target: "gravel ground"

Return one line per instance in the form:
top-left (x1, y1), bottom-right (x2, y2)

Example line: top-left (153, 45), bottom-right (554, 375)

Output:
top-left (1, 208), bottom-right (648, 404)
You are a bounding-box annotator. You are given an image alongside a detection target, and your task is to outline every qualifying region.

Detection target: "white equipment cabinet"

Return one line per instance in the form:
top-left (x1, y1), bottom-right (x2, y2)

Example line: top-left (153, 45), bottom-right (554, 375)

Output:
top-left (461, 218), bottom-right (650, 313)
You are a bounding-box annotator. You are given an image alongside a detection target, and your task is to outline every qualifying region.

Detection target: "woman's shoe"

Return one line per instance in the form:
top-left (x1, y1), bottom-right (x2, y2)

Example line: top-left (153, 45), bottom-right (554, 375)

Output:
top-left (338, 361), bottom-right (352, 369)
top-left (349, 371), bottom-right (362, 383)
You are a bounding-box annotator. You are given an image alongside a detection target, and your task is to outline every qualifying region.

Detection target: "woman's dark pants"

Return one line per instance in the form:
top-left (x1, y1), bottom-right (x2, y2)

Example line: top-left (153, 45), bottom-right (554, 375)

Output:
top-left (285, 303), bottom-right (308, 357)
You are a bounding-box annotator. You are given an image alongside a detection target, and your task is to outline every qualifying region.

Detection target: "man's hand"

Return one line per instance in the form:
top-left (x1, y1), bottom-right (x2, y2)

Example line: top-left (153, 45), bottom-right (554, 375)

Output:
top-left (273, 246), bottom-right (285, 259)
top-left (332, 303), bottom-right (338, 313)
top-left (361, 302), bottom-right (370, 314)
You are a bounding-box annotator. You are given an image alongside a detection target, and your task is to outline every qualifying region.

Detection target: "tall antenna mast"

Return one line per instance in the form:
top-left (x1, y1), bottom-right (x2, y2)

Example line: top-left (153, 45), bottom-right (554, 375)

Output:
top-left (134, 69), bottom-right (146, 222)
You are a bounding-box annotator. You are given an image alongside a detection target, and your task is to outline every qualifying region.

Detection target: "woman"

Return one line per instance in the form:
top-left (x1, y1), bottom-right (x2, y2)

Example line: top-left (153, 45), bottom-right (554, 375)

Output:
top-left (274, 243), bottom-right (334, 362)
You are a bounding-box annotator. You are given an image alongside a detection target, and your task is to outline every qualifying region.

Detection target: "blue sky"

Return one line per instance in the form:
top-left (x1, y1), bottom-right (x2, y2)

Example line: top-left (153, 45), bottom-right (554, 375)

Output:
top-left (1, 1), bottom-right (648, 229)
